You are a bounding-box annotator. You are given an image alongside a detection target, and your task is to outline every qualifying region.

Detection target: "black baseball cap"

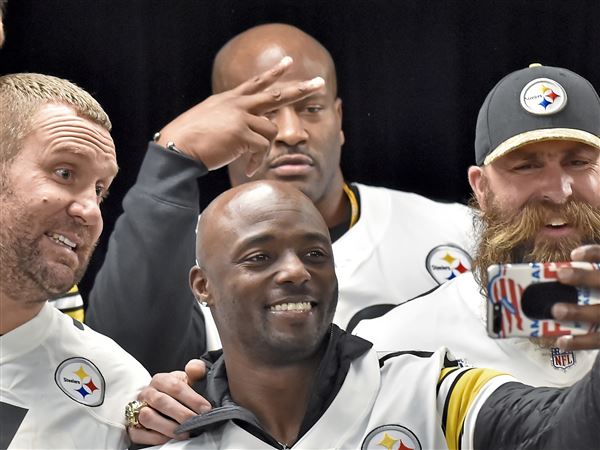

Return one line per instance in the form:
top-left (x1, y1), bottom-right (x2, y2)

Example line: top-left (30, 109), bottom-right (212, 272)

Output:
top-left (475, 64), bottom-right (600, 166)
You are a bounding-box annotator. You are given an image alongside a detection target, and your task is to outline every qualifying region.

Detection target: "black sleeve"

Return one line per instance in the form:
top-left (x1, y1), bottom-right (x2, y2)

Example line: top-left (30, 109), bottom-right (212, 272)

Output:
top-left (86, 142), bottom-right (209, 375)
top-left (475, 353), bottom-right (600, 449)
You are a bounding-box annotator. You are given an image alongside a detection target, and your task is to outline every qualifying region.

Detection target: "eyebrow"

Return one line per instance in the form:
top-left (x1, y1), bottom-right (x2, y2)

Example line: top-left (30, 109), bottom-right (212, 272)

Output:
top-left (236, 231), bottom-right (331, 249)
top-left (300, 93), bottom-right (331, 103)
top-left (52, 144), bottom-right (119, 162)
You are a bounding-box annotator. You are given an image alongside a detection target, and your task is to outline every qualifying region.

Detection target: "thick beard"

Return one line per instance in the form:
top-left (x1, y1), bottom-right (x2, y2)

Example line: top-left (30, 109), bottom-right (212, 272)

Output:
top-left (470, 186), bottom-right (600, 349)
top-left (0, 189), bottom-right (93, 303)
top-left (471, 186), bottom-right (600, 291)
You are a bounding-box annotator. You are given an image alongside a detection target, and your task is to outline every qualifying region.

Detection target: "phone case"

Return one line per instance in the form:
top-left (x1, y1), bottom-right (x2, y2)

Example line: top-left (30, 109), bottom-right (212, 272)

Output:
top-left (486, 261), bottom-right (600, 339)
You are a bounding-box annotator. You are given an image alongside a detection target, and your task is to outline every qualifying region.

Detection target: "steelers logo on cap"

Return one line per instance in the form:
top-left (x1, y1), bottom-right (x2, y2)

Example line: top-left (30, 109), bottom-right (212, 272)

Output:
top-left (520, 78), bottom-right (567, 115)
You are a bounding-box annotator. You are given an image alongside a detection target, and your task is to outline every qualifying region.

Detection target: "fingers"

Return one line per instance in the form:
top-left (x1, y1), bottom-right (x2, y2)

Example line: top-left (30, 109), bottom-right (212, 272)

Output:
top-left (134, 405), bottom-right (189, 442)
top-left (557, 266), bottom-right (600, 289)
top-left (247, 114), bottom-right (278, 143)
top-left (244, 76), bottom-right (325, 115)
top-left (129, 371), bottom-right (212, 443)
top-left (235, 56), bottom-right (294, 96)
top-left (128, 426), bottom-right (178, 446)
top-left (552, 303), bottom-right (600, 351)
top-left (552, 302), bottom-right (600, 324)
top-left (243, 116), bottom-right (277, 177)
top-left (144, 371), bottom-right (212, 417)
top-left (552, 244), bottom-right (600, 352)
top-left (557, 245), bottom-right (600, 288)
top-left (570, 244), bottom-right (600, 263)
top-left (556, 333), bottom-right (600, 352)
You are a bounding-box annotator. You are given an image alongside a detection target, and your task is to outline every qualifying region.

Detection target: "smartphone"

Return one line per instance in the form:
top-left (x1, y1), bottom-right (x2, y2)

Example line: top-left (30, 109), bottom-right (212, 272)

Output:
top-left (486, 261), bottom-right (600, 339)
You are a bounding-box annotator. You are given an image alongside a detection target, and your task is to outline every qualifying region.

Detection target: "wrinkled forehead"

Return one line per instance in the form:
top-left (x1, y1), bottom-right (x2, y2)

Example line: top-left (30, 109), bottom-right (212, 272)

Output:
top-left (30, 103), bottom-right (116, 157)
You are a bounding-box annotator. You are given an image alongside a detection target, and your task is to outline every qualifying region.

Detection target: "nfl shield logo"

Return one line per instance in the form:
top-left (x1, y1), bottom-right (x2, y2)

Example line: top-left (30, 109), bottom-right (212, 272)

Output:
top-left (551, 347), bottom-right (576, 370)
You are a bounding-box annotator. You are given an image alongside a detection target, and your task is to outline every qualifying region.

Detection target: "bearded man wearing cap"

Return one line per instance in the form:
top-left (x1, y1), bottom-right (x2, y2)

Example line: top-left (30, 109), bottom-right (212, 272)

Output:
top-left (355, 64), bottom-right (600, 387)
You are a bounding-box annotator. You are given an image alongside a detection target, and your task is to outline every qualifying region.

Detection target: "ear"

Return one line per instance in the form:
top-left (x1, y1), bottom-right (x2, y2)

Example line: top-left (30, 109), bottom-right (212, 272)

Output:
top-left (468, 165), bottom-right (488, 211)
top-left (335, 98), bottom-right (345, 146)
top-left (189, 265), bottom-right (214, 306)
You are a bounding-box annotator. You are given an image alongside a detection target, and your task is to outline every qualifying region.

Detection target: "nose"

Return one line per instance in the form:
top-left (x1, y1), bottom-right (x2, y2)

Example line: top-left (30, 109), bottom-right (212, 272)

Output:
top-left (537, 166), bottom-right (574, 205)
top-left (274, 251), bottom-right (311, 285)
top-left (273, 106), bottom-right (308, 147)
top-left (67, 189), bottom-right (102, 227)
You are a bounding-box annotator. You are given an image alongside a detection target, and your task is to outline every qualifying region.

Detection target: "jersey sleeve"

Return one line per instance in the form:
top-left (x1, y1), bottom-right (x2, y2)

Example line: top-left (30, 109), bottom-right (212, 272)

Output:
top-left (437, 366), bottom-right (513, 449)
top-left (439, 352), bottom-right (600, 450)
top-left (473, 352), bottom-right (600, 450)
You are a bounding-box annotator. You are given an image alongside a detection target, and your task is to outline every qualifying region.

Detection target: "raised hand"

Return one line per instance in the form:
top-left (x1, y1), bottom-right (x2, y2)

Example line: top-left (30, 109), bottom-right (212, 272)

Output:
top-left (553, 245), bottom-right (600, 351)
top-left (156, 56), bottom-right (325, 177)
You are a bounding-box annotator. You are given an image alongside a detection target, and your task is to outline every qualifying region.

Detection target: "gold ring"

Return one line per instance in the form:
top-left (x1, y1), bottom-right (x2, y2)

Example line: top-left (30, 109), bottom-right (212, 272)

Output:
top-left (125, 400), bottom-right (148, 428)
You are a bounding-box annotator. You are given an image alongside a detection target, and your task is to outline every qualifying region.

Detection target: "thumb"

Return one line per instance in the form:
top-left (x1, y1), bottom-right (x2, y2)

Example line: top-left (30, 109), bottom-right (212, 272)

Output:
top-left (184, 359), bottom-right (207, 385)
top-left (245, 145), bottom-right (270, 177)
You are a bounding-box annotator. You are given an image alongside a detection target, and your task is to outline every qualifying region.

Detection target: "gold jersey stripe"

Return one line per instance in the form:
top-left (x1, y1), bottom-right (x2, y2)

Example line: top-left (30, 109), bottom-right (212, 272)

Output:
top-left (63, 307), bottom-right (85, 323)
top-left (49, 285), bottom-right (84, 321)
top-left (342, 182), bottom-right (359, 228)
top-left (67, 285), bottom-right (80, 295)
top-left (439, 367), bottom-right (506, 450)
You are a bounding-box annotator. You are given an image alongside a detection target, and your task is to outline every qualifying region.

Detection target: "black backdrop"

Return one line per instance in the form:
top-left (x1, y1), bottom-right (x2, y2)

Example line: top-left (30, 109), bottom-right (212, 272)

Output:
top-left (1, 0), bottom-right (599, 300)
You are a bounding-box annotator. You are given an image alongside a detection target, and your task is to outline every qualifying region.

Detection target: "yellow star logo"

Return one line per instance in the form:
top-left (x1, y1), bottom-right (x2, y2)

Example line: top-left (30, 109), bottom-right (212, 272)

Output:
top-left (378, 432), bottom-right (398, 450)
top-left (74, 365), bottom-right (89, 381)
top-left (442, 252), bottom-right (456, 264)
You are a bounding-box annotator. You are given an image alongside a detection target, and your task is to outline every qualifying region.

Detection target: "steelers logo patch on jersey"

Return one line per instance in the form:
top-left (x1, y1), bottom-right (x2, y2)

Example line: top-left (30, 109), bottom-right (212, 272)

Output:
top-left (361, 425), bottom-right (422, 450)
top-left (426, 244), bottom-right (472, 285)
top-left (54, 357), bottom-right (105, 406)
top-left (520, 78), bottom-right (567, 115)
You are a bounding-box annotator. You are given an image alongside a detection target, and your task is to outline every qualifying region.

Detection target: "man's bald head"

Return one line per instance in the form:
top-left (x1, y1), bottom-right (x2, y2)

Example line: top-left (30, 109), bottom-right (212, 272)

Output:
top-left (191, 180), bottom-right (337, 364)
top-left (212, 23), bottom-right (337, 97)
top-left (195, 180), bottom-right (329, 267)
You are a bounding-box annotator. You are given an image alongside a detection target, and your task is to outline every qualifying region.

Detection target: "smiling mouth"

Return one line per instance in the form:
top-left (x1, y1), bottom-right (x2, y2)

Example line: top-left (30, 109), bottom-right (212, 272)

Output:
top-left (547, 217), bottom-right (567, 228)
top-left (269, 301), bottom-right (313, 312)
top-left (543, 218), bottom-right (570, 232)
top-left (47, 233), bottom-right (77, 251)
top-left (537, 218), bottom-right (577, 240)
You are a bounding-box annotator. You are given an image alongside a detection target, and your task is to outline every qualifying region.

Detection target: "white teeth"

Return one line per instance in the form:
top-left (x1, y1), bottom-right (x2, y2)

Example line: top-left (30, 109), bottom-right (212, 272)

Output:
top-left (49, 233), bottom-right (77, 249)
top-left (269, 302), bottom-right (312, 312)
top-left (548, 220), bottom-right (567, 227)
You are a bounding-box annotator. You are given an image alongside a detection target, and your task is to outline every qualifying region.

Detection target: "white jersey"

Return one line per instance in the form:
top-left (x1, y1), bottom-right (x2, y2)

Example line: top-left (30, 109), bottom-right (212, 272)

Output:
top-left (0, 302), bottom-right (151, 449)
top-left (333, 183), bottom-right (474, 329)
top-left (354, 272), bottom-right (598, 387)
top-left (202, 184), bottom-right (475, 350)
top-left (153, 347), bottom-right (512, 449)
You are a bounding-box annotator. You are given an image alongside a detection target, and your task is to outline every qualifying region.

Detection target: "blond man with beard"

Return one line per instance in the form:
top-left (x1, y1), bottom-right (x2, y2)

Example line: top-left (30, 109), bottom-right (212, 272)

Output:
top-left (0, 73), bottom-right (151, 449)
top-left (354, 64), bottom-right (600, 387)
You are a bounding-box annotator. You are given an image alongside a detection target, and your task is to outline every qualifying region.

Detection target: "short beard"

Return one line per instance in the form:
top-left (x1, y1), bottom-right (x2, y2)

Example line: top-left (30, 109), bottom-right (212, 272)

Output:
top-left (471, 185), bottom-right (600, 291)
top-left (0, 189), bottom-right (93, 303)
top-left (253, 283), bottom-right (339, 368)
